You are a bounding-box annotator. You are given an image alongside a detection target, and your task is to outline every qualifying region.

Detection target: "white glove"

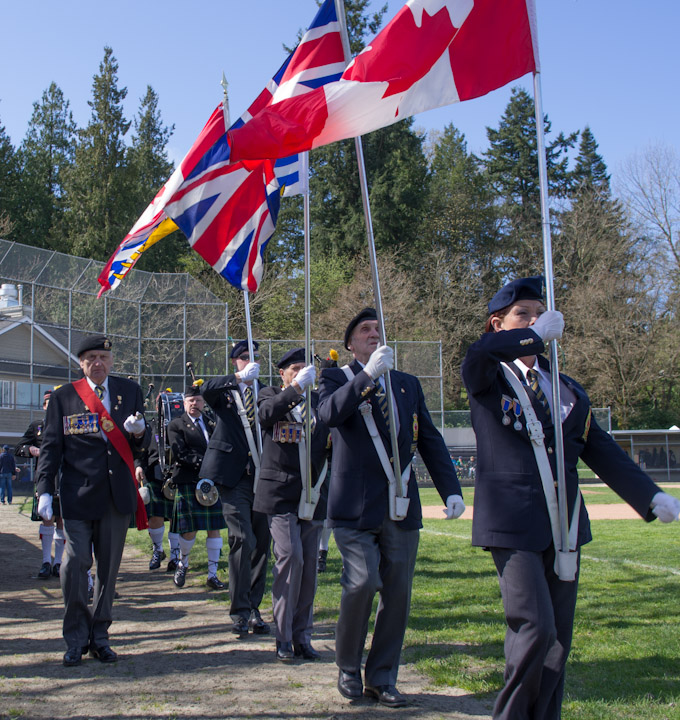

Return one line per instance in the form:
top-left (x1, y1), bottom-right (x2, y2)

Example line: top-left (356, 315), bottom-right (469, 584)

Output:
top-left (651, 492), bottom-right (680, 523)
top-left (124, 412), bottom-right (146, 435)
top-left (531, 310), bottom-right (564, 343)
top-left (238, 361), bottom-right (260, 382)
top-left (444, 494), bottom-right (466, 520)
top-left (38, 493), bottom-right (53, 521)
top-left (138, 485), bottom-right (151, 504)
top-left (364, 345), bottom-right (394, 380)
top-left (294, 364), bottom-right (316, 391)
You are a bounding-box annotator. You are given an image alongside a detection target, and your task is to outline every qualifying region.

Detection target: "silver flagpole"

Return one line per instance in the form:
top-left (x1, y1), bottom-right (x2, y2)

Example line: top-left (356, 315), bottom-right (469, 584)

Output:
top-left (222, 72), bottom-right (262, 458)
top-left (301, 150), bottom-right (313, 508)
top-left (335, 0), bottom-right (403, 493)
top-left (533, 70), bottom-right (568, 552)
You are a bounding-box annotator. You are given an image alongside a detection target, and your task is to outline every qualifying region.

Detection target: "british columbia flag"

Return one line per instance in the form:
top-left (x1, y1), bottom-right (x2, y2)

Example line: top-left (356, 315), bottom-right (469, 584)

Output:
top-left (98, 0), bottom-right (344, 295)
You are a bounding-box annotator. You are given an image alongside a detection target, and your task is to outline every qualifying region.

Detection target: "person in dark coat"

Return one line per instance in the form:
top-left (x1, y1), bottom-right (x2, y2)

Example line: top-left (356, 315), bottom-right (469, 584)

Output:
top-left (318, 308), bottom-right (465, 708)
top-left (461, 276), bottom-right (680, 720)
top-left (166, 385), bottom-right (225, 589)
top-left (36, 335), bottom-right (150, 667)
top-left (15, 389), bottom-right (68, 578)
top-left (199, 340), bottom-right (271, 635)
top-left (254, 348), bottom-right (331, 662)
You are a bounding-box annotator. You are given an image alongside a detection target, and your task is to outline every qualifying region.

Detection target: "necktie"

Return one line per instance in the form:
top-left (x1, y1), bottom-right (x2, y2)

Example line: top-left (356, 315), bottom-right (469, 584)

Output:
top-left (195, 416), bottom-right (209, 442)
top-left (95, 385), bottom-right (105, 400)
top-left (526, 368), bottom-right (551, 420)
top-left (243, 386), bottom-right (255, 426)
top-left (298, 397), bottom-right (307, 423)
top-left (374, 385), bottom-right (390, 428)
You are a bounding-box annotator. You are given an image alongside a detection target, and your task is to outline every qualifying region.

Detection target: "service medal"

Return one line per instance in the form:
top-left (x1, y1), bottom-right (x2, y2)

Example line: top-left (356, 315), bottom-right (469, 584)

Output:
top-left (501, 395), bottom-right (512, 426)
top-left (101, 417), bottom-right (115, 432)
top-left (512, 399), bottom-right (523, 431)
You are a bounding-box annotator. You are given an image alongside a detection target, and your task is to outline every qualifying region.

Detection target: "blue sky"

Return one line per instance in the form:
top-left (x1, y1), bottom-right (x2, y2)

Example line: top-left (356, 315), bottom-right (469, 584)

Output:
top-left (1, 1), bottom-right (676, 183)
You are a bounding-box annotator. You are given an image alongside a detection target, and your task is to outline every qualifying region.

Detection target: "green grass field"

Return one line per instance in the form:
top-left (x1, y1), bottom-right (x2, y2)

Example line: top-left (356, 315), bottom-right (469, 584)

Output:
top-left (123, 501), bottom-right (680, 719)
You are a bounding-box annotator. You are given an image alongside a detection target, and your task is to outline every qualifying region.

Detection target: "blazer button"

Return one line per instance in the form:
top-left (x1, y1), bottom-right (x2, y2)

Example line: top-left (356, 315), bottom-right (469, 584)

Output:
top-left (248, 451), bottom-right (252, 457)
top-left (107, 450), bottom-right (112, 456)
top-left (108, 470), bottom-right (113, 475)
top-left (547, 447), bottom-right (554, 454)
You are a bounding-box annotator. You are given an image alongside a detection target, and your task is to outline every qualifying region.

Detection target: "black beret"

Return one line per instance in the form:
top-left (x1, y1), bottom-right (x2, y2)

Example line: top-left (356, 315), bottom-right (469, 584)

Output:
top-left (488, 276), bottom-right (544, 314)
top-left (184, 385), bottom-right (202, 397)
top-left (344, 308), bottom-right (377, 350)
top-left (230, 339), bottom-right (260, 359)
top-left (77, 334), bottom-right (112, 357)
top-left (277, 347), bottom-right (306, 370)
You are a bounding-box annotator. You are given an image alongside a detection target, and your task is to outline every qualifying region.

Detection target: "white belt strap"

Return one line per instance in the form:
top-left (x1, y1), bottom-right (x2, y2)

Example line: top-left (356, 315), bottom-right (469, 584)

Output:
top-left (291, 404), bottom-right (327, 520)
top-left (231, 388), bottom-right (261, 491)
top-left (500, 363), bottom-right (581, 581)
top-left (341, 366), bottom-right (410, 521)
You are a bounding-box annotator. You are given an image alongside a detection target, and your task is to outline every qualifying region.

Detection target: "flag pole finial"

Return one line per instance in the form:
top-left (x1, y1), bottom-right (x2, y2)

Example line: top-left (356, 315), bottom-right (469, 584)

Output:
top-left (220, 72), bottom-right (231, 130)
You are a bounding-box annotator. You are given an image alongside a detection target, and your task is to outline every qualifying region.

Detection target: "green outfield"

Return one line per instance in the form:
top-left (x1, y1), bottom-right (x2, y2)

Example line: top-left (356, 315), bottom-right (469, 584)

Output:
top-left (122, 495), bottom-right (680, 720)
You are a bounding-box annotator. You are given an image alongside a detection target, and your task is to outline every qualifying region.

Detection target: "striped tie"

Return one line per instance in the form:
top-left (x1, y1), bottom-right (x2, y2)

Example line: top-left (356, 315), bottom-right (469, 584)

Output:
top-left (374, 385), bottom-right (390, 428)
top-left (243, 386), bottom-right (255, 426)
top-left (298, 397), bottom-right (307, 423)
top-left (95, 385), bottom-right (105, 400)
top-left (526, 368), bottom-right (551, 421)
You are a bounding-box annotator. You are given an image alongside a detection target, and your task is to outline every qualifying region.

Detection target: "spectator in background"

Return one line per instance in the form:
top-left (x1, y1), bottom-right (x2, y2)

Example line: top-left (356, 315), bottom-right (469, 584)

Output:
top-left (0, 444), bottom-right (16, 504)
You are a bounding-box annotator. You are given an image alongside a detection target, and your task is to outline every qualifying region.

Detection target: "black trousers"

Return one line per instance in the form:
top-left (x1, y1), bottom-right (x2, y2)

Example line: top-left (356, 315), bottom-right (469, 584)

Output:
top-left (490, 545), bottom-right (580, 720)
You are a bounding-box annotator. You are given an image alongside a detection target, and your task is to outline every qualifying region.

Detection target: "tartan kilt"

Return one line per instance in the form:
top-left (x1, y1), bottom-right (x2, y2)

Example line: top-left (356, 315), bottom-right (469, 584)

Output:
top-left (31, 487), bottom-right (62, 522)
top-left (170, 482), bottom-right (226, 534)
top-left (145, 480), bottom-right (175, 521)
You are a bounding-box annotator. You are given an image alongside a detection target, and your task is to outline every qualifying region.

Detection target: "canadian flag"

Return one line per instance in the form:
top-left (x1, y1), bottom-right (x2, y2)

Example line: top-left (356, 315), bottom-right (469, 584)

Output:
top-left (229, 0), bottom-right (538, 163)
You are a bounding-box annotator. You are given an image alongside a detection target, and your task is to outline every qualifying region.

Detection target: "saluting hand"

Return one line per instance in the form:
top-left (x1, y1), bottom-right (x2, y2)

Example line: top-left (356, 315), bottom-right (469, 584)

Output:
top-left (238, 362), bottom-right (260, 383)
top-left (531, 310), bottom-right (564, 343)
top-left (294, 364), bottom-right (316, 392)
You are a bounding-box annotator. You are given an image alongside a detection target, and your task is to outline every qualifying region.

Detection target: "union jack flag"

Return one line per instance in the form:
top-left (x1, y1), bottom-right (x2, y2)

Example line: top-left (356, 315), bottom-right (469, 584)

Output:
top-left (98, 0), bottom-right (344, 295)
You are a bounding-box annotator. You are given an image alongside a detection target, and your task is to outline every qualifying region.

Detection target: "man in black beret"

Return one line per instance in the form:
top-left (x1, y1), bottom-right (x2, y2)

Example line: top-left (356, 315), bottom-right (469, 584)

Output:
top-left (36, 334), bottom-right (150, 667)
top-left (318, 309), bottom-right (465, 707)
top-left (254, 348), bottom-right (331, 661)
top-left (198, 339), bottom-right (272, 635)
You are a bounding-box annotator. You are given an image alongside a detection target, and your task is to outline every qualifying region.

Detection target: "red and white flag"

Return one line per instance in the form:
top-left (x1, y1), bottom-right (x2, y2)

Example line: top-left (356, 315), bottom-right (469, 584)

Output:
top-left (228, 0), bottom-right (538, 163)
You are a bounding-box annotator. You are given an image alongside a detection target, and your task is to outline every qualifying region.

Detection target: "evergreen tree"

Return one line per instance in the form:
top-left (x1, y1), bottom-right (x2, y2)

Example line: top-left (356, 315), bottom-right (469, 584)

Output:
top-left (482, 87), bottom-right (576, 276)
top-left (0, 114), bottom-right (19, 236)
top-left (571, 125), bottom-right (610, 196)
top-left (15, 82), bottom-right (77, 249)
top-left (62, 47), bottom-right (133, 260)
top-left (127, 86), bottom-right (186, 272)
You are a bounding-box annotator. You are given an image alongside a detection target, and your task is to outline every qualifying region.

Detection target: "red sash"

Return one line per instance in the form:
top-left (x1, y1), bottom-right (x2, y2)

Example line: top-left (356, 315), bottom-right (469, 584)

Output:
top-left (72, 378), bottom-right (148, 530)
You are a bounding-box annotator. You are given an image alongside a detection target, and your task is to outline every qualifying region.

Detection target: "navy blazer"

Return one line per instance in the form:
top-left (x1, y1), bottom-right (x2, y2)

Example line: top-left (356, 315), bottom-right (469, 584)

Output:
top-left (254, 385), bottom-right (330, 518)
top-left (35, 376), bottom-right (149, 521)
top-left (318, 360), bottom-right (461, 531)
top-left (15, 417), bottom-right (46, 457)
top-left (199, 375), bottom-right (264, 488)
top-left (167, 411), bottom-right (215, 485)
top-left (461, 328), bottom-right (660, 551)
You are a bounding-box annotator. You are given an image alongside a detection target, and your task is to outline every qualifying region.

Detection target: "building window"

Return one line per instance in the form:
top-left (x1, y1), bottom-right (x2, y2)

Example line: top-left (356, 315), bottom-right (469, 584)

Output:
top-left (0, 381), bottom-right (13, 409)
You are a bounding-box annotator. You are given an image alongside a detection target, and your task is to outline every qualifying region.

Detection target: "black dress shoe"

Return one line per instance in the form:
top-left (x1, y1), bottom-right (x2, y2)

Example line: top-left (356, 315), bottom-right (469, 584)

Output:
top-left (166, 558), bottom-right (179, 573)
top-left (364, 685), bottom-right (408, 708)
top-left (276, 641), bottom-right (295, 662)
top-left (248, 609), bottom-right (270, 634)
top-left (173, 564), bottom-right (187, 588)
top-left (232, 617), bottom-right (249, 635)
top-left (149, 548), bottom-right (166, 570)
top-left (38, 562), bottom-right (52, 579)
top-left (52, 563), bottom-right (61, 578)
top-left (337, 669), bottom-right (363, 699)
top-left (317, 549), bottom-right (328, 573)
top-left (294, 642), bottom-right (320, 660)
top-left (206, 575), bottom-right (226, 590)
top-left (90, 645), bottom-right (117, 663)
top-left (63, 646), bottom-right (83, 667)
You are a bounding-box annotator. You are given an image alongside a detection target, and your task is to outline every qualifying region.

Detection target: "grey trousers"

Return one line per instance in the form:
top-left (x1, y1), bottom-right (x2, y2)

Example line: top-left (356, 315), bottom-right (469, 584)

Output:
top-left (61, 505), bottom-right (130, 649)
top-left (220, 476), bottom-right (271, 622)
top-left (269, 513), bottom-right (322, 644)
top-left (490, 546), bottom-right (580, 720)
top-left (334, 519), bottom-right (419, 687)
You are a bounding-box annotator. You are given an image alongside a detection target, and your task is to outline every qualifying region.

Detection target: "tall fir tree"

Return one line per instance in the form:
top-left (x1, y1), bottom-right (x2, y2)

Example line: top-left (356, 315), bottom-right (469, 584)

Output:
top-left (62, 47), bottom-right (133, 260)
top-left (15, 82), bottom-right (77, 250)
top-left (482, 87), bottom-right (576, 277)
top-left (127, 85), bottom-right (185, 272)
top-left (571, 125), bottom-right (610, 196)
top-left (0, 114), bottom-right (19, 237)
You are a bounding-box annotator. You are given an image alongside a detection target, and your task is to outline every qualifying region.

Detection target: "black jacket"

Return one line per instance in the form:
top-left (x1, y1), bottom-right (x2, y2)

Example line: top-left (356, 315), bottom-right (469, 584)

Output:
top-left (254, 384), bottom-right (330, 518)
top-left (167, 411), bottom-right (214, 485)
top-left (461, 328), bottom-right (660, 550)
top-left (36, 376), bottom-right (149, 521)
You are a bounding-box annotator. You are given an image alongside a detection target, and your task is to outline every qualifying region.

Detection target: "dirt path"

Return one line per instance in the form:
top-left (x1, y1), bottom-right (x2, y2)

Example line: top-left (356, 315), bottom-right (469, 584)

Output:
top-left (0, 500), bottom-right (493, 720)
